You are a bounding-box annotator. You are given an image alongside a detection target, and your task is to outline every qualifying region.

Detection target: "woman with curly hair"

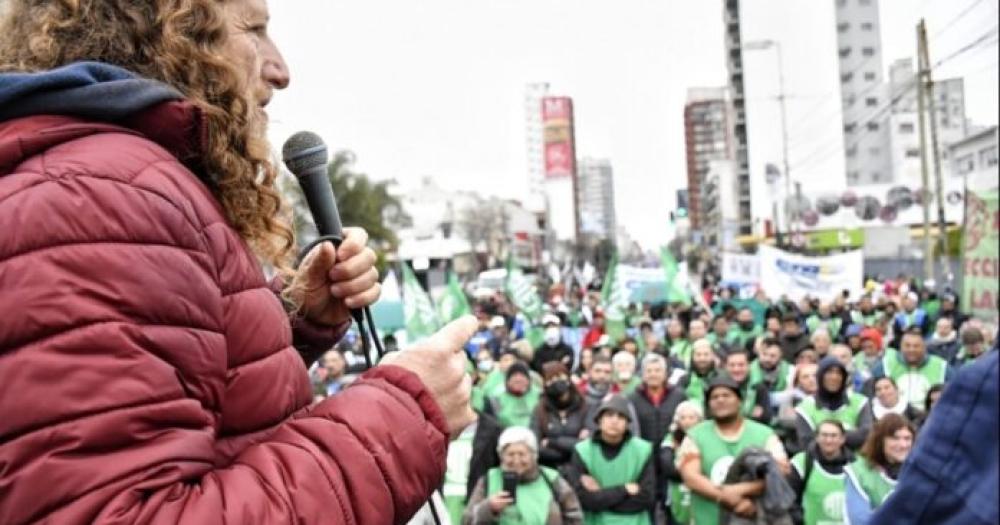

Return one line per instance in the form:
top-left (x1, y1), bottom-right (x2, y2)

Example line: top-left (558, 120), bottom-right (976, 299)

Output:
top-left (0, 1), bottom-right (475, 523)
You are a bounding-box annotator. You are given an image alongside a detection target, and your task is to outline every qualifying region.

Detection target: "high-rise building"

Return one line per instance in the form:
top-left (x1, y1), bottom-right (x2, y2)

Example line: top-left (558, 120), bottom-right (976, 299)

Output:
top-left (524, 83), bottom-right (551, 214)
top-left (684, 87), bottom-right (734, 235)
top-left (723, 0), bottom-right (754, 236)
top-left (834, 0), bottom-right (893, 186)
top-left (576, 158), bottom-right (616, 241)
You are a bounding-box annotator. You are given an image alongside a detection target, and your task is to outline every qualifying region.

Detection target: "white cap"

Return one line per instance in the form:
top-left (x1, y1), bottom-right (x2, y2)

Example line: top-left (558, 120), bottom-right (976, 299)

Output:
top-left (490, 316), bottom-right (506, 328)
top-left (542, 313), bottom-right (561, 327)
top-left (497, 426), bottom-right (538, 457)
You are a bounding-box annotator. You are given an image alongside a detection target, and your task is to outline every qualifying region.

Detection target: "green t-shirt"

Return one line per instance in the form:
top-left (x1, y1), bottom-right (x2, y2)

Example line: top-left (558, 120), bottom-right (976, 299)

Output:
top-left (792, 453), bottom-right (846, 525)
top-left (686, 420), bottom-right (776, 525)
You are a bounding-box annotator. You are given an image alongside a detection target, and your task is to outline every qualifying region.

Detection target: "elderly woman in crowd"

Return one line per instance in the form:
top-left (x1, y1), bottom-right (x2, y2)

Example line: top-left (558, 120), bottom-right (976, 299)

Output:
top-left (464, 427), bottom-right (583, 525)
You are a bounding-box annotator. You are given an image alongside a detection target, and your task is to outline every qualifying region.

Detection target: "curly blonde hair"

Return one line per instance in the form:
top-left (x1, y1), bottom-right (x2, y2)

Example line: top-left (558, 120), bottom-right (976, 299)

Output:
top-left (0, 0), bottom-right (295, 277)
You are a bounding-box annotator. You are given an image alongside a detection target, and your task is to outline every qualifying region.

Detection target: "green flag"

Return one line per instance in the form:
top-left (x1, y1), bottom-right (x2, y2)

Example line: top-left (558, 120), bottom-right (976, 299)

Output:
top-left (600, 251), bottom-right (629, 343)
top-left (438, 270), bottom-right (472, 323)
top-left (505, 256), bottom-right (543, 323)
top-left (660, 247), bottom-right (692, 305)
top-left (401, 263), bottom-right (440, 341)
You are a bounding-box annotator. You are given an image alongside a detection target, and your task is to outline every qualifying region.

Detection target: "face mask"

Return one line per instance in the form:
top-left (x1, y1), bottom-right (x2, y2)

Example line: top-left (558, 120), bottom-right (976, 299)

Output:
top-left (617, 370), bottom-right (633, 382)
top-left (545, 380), bottom-right (570, 398)
top-left (544, 327), bottom-right (561, 346)
top-left (739, 321), bottom-right (755, 330)
top-left (478, 360), bottom-right (494, 373)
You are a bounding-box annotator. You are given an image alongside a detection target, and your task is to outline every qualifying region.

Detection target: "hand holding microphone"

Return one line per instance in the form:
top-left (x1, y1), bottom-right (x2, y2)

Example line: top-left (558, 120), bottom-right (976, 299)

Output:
top-left (282, 131), bottom-right (380, 327)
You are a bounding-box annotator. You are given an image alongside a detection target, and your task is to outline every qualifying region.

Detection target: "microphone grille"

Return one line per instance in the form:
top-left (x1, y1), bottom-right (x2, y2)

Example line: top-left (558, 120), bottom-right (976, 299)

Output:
top-left (282, 131), bottom-right (329, 174)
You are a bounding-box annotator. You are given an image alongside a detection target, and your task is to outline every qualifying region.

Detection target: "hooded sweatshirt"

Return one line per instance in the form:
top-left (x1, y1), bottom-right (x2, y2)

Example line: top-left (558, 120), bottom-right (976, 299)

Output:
top-left (795, 357), bottom-right (871, 452)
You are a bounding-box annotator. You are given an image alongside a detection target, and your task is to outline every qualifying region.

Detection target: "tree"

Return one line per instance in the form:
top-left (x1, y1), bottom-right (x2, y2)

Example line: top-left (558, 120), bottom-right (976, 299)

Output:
top-left (279, 150), bottom-right (411, 267)
top-left (456, 197), bottom-right (511, 271)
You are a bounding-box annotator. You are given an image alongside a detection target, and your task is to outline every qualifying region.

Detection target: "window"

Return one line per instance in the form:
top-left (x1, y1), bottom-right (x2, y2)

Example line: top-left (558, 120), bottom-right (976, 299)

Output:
top-left (845, 123), bottom-right (857, 134)
top-left (866, 97), bottom-right (878, 107)
top-left (837, 0), bottom-right (847, 6)
top-left (862, 47), bottom-right (875, 57)
top-left (871, 171), bottom-right (883, 181)
top-left (905, 148), bottom-right (920, 158)
top-left (956, 154), bottom-right (975, 174)
top-left (867, 121), bottom-right (880, 131)
top-left (839, 47), bottom-right (852, 59)
top-left (982, 147), bottom-right (999, 167)
top-left (841, 72), bottom-right (853, 83)
top-left (838, 22), bottom-right (850, 33)
top-left (846, 146), bottom-right (858, 158)
top-left (861, 22), bottom-right (874, 31)
top-left (900, 122), bottom-right (915, 134)
top-left (848, 171), bottom-right (860, 182)
top-left (860, 0), bottom-right (872, 5)
top-left (864, 71), bottom-right (877, 81)
top-left (869, 147), bottom-right (881, 156)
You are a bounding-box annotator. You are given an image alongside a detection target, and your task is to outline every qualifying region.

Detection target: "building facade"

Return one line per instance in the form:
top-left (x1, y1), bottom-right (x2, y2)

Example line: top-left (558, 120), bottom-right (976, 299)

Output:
top-left (684, 87), bottom-right (734, 233)
top-left (576, 157), bottom-right (617, 242)
top-left (723, 0), bottom-right (754, 236)
top-left (524, 82), bottom-right (551, 214)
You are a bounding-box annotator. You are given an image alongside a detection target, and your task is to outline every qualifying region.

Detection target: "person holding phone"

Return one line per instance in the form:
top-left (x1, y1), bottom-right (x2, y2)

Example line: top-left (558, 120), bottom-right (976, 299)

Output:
top-left (463, 427), bottom-right (583, 524)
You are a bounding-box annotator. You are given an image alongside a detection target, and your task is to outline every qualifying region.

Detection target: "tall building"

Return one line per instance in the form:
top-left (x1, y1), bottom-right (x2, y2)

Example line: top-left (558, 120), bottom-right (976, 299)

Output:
top-left (723, 0), bottom-right (754, 236)
top-left (524, 83), bottom-right (550, 214)
top-left (684, 87), bottom-right (734, 234)
top-left (576, 158), bottom-right (616, 241)
top-left (834, 0), bottom-right (893, 186)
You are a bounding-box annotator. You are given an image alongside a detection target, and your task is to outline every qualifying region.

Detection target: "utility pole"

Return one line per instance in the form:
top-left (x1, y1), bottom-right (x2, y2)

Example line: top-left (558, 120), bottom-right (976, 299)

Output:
top-left (918, 19), bottom-right (951, 283)
top-left (775, 42), bottom-right (792, 236)
top-left (916, 19), bottom-right (934, 282)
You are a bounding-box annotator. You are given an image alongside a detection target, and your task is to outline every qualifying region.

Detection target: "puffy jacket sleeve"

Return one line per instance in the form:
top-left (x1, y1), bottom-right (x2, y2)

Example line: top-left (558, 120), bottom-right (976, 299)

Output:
top-left (0, 154), bottom-right (447, 524)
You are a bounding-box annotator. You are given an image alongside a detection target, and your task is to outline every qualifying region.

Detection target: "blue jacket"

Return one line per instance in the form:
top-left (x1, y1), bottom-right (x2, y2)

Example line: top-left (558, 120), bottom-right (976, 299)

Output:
top-left (871, 351), bottom-right (998, 524)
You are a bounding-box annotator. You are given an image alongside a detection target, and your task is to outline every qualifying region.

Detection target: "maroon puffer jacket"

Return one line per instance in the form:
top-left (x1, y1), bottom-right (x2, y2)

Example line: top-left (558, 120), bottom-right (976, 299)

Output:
top-left (0, 101), bottom-right (448, 524)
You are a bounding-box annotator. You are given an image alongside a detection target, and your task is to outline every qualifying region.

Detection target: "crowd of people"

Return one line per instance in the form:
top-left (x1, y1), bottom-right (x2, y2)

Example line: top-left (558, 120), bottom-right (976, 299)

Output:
top-left (311, 275), bottom-right (997, 525)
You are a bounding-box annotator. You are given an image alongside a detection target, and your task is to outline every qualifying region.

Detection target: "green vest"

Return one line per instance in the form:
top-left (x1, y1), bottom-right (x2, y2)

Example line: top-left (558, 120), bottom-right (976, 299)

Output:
top-left (491, 388), bottom-right (541, 428)
top-left (807, 316), bottom-right (842, 338)
top-left (795, 392), bottom-right (867, 431)
top-left (727, 326), bottom-right (761, 349)
top-left (575, 437), bottom-right (653, 525)
top-left (844, 458), bottom-right (896, 510)
top-left (684, 371), bottom-right (715, 405)
top-left (687, 420), bottom-right (776, 525)
top-left (882, 353), bottom-right (948, 409)
top-left (471, 384), bottom-right (487, 413)
top-left (669, 480), bottom-right (692, 525)
top-left (483, 369), bottom-right (507, 397)
top-left (736, 380), bottom-right (759, 418)
top-left (486, 466), bottom-right (558, 525)
top-left (850, 311), bottom-right (879, 327)
top-left (791, 453), bottom-right (845, 525)
top-left (749, 360), bottom-right (789, 392)
top-left (671, 340), bottom-right (693, 368)
top-left (853, 349), bottom-right (896, 380)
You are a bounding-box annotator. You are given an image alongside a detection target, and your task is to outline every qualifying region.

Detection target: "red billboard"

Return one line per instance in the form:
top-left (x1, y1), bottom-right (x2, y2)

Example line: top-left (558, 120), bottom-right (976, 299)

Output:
top-left (542, 97), bottom-right (575, 179)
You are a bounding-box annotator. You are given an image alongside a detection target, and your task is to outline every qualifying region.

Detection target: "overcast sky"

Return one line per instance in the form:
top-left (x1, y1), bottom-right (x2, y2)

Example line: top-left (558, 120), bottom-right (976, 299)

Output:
top-left (266, 0), bottom-right (998, 249)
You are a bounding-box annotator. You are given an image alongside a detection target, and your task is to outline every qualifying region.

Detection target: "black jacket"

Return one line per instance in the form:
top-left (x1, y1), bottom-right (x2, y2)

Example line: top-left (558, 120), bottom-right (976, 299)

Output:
top-left (530, 392), bottom-right (597, 468)
top-left (465, 411), bottom-right (504, 500)
top-left (568, 433), bottom-right (656, 514)
top-left (627, 384), bottom-right (687, 499)
top-left (779, 332), bottom-right (811, 362)
top-left (794, 357), bottom-right (870, 452)
top-left (532, 342), bottom-right (574, 374)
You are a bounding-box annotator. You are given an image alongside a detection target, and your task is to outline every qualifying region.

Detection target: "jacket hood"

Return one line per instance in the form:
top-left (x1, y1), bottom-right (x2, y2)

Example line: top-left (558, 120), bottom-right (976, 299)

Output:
top-left (0, 62), bottom-right (181, 122)
top-left (816, 356), bottom-right (850, 408)
top-left (0, 62), bottom-right (204, 176)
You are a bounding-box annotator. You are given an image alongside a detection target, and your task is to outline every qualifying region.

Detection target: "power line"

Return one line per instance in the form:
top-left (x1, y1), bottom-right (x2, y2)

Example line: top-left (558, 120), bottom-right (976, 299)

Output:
top-left (931, 0), bottom-right (990, 39)
top-left (933, 26), bottom-right (998, 67)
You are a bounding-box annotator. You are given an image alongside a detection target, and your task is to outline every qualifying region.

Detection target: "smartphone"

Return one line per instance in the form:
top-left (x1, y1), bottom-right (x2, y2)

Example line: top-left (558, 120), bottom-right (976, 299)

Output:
top-left (502, 471), bottom-right (519, 504)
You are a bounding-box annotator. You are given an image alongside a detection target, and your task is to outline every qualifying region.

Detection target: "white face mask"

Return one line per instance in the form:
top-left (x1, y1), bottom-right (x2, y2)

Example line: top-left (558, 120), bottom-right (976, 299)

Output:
top-left (478, 360), bottom-right (494, 373)
top-left (544, 327), bottom-right (561, 346)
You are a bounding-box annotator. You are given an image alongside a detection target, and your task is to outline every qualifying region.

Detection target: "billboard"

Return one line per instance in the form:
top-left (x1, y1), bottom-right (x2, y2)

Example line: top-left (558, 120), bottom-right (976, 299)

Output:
top-left (542, 97), bottom-right (575, 179)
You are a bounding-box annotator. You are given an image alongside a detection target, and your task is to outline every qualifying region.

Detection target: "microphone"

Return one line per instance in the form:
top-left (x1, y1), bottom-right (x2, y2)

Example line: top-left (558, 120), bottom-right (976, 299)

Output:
top-left (282, 131), bottom-right (343, 240)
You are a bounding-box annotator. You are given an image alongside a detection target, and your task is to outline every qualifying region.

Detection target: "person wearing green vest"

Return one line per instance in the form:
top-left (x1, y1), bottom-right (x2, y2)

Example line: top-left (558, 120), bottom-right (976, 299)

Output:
top-left (795, 356), bottom-right (870, 452)
top-left (806, 303), bottom-right (844, 342)
top-left (843, 414), bottom-right (915, 524)
top-left (659, 400), bottom-right (704, 525)
top-left (787, 420), bottom-right (853, 525)
top-left (611, 351), bottom-right (642, 396)
top-left (463, 426), bottom-right (583, 524)
top-left (678, 339), bottom-right (719, 406)
top-left (665, 317), bottom-right (692, 369)
top-left (676, 376), bottom-right (789, 525)
top-left (871, 328), bottom-right (953, 410)
top-left (684, 319), bottom-right (710, 368)
top-left (487, 362), bottom-right (542, 429)
top-left (748, 337), bottom-right (792, 395)
top-left (727, 308), bottom-right (763, 351)
top-left (569, 395), bottom-right (655, 525)
top-left (852, 328), bottom-right (892, 394)
top-left (850, 295), bottom-right (881, 328)
top-left (722, 350), bottom-right (772, 423)
top-left (706, 316), bottom-right (734, 359)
